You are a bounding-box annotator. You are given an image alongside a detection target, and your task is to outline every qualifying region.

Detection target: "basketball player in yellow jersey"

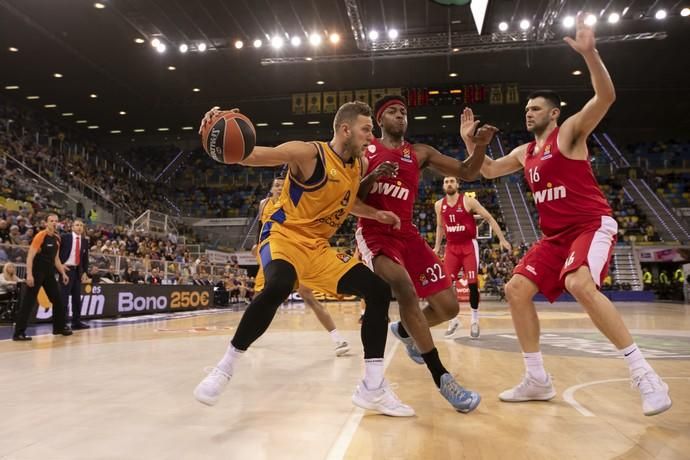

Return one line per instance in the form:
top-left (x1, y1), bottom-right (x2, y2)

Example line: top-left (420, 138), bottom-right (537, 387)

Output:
top-left (252, 177), bottom-right (350, 357)
top-left (195, 101), bottom-right (415, 417)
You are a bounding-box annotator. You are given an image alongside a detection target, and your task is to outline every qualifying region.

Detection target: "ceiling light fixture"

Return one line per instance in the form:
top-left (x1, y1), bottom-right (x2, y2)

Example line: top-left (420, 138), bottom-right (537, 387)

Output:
top-left (134, 38), bottom-right (145, 44)
top-left (271, 36), bottom-right (284, 49)
top-left (87, 125), bottom-right (99, 129)
top-left (253, 39), bottom-right (263, 48)
top-left (151, 38), bottom-right (161, 48)
top-left (4, 85), bottom-right (19, 90)
top-left (94, 2), bottom-right (105, 9)
top-left (562, 16), bottom-right (575, 28)
top-left (110, 130), bottom-right (122, 134)
top-left (26, 96), bottom-right (40, 100)
top-left (307, 121), bottom-right (320, 125)
top-left (235, 40), bottom-right (244, 49)
top-left (119, 111), bottom-right (126, 115)
top-left (192, 88), bottom-right (200, 92)
top-left (519, 19), bottom-right (530, 30)
top-left (442, 115), bottom-right (455, 119)
top-left (76, 120), bottom-right (88, 124)
top-left (413, 116), bottom-right (428, 120)
top-left (608, 12), bottom-right (620, 23)
top-left (156, 43), bottom-right (166, 53)
top-left (281, 121), bottom-right (294, 126)
top-left (62, 113), bottom-right (73, 116)
top-left (255, 123), bottom-right (269, 127)
top-left (584, 14), bottom-right (597, 26)
top-left (290, 36), bottom-right (301, 47)
top-left (53, 73), bottom-right (63, 78)
top-left (198, 43), bottom-right (207, 52)
top-left (316, 80), bottom-right (325, 85)
top-left (387, 29), bottom-right (398, 40)
top-left (44, 104), bottom-right (57, 108)
top-left (8, 47), bottom-right (19, 52)
top-left (134, 129), bottom-right (145, 133)
top-left (309, 33), bottom-right (322, 46)
top-left (560, 101), bottom-right (568, 107)
top-left (179, 43), bottom-right (188, 53)
top-left (158, 128), bottom-right (169, 132)
top-left (181, 126), bottom-right (194, 130)
top-left (655, 9), bottom-right (667, 20)
top-left (572, 70), bottom-right (582, 75)
top-left (498, 22), bottom-right (508, 32)
top-left (90, 93), bottom-right (98, 98)
top-left (168, 65), bottom-right (176, 70)
top-left (368, 30), bottom-right (379, 41)
top-left (329, 33), bottom-right (340, 44)
top-left (449, 72), bottom-right (458, 77)
top-left (681, 8), bottom-right (690, 17)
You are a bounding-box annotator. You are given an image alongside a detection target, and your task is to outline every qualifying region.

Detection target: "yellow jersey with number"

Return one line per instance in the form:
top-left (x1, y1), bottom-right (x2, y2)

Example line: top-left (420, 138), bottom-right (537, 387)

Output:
top-left (259, 141), bottom-right (361, 243)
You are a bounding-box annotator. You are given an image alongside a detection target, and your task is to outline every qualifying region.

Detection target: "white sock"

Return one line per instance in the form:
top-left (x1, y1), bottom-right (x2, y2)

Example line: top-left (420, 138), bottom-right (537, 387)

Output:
top-left (471, 309), bottom-right (479, 323)
top-left (217, 344), bottom-right (244, 375)
top-left (523, 351), bottom-right (547, 382)
top-left (364, 358), bottom-right (384, 389)
top-left (329, 329), bottom-right (344, 344)
top-left (620, 343), bottom-right (652, 375)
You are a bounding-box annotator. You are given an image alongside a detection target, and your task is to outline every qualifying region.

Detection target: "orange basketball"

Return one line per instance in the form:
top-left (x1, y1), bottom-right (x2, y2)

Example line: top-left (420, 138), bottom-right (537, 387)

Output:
top-left (201, 112), bottom-right (256, 164)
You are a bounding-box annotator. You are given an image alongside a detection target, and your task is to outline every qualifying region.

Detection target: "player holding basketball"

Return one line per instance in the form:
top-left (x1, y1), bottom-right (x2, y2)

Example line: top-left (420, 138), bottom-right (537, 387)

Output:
top-left (433, 177), bottom-right (510, 339)
top-left (252, 176), bottom-right (350, 357)
top-left (356, 94), bottom-right (497, 412)
top-left (462, 14), bottom-right (671, 415)
top-left (194, 101), bottom-right (418, 416)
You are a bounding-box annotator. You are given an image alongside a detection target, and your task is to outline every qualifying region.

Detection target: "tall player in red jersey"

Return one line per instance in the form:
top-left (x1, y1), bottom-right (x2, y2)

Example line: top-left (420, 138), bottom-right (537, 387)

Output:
top-left (463, 14), bottom-right (671, 416)
top-left (433, 176), bottom-right (510, 339)
top-left (357, 94), bottom-right (497, 413)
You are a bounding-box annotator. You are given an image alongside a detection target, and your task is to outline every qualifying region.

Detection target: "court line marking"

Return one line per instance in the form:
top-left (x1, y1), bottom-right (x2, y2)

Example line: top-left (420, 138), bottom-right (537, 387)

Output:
top-left (563, 376), bottom-right (690, 417)
top-left (325, 340), bottom-right (400, 460)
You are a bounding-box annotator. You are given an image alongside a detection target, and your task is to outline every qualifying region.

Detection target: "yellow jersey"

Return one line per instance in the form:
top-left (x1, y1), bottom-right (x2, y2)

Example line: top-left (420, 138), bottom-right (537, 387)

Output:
top-left (261, 141), bottom-right (361, 242)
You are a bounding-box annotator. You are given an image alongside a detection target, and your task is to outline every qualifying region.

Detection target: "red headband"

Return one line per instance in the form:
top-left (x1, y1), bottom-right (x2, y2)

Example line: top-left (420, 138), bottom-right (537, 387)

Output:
top-left (376, 100), bottom-right (406, 122)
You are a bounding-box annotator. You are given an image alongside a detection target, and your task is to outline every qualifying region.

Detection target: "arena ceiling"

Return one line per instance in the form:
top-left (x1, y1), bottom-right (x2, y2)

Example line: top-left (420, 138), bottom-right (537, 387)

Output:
top-left (1, 0), bottom-right (688, 146)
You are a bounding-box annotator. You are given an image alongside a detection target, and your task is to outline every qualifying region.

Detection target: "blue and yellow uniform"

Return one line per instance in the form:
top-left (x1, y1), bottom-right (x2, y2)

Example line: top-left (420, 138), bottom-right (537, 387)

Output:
top-left (256, 141), bottom-right (361, 295)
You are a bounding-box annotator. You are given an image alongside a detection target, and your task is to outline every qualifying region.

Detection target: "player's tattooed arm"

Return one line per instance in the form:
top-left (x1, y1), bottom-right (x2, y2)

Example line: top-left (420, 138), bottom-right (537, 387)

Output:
top-left (357, 161), bottom-right (399, 200)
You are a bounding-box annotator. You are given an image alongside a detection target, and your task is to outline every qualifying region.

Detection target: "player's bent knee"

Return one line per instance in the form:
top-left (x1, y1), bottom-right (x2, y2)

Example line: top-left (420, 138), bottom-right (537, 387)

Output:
top-left (565, 272), bottom-right (597, 303)
top-left (505, 277), bottom-right (530, 304)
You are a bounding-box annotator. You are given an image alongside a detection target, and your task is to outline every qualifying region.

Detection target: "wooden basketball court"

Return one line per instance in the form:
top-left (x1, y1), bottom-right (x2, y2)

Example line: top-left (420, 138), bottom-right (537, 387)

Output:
top-left (1, 300), bottom-right (688, 459)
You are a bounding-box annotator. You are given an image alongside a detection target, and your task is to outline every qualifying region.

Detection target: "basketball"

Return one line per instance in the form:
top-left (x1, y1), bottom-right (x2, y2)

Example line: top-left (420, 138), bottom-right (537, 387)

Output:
top-left (201, 111), bottom-right (256, 164)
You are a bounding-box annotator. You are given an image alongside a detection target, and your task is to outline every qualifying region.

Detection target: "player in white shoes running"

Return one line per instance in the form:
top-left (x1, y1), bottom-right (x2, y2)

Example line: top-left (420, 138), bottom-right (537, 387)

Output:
top-left (462, 14), bottom-right (671, 416)
top-left (433, 177), bottom-right (511, 339)
top-left (194, 102), bottom-right (413, 417)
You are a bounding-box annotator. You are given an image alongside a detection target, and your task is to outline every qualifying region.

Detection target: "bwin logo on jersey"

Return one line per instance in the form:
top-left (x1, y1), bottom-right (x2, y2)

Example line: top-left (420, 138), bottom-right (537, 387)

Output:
top-left (533, 185), bottom-right (566, 204)
top-left (445, 224), bottom-right (466, 233)
top-left (371, 182), bottom-right (409, 200)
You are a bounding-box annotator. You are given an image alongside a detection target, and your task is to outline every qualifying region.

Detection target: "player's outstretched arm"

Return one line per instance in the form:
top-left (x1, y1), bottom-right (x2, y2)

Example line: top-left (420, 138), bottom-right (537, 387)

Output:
top-left (466, 196), bottom-right (511, 251)
top-left (416, 124), bottom-right (497, 181)
top-left (432, 199), bottom-right (445, 256)
top-left (559, 13), bottom-right (616, 152)
top-left (479, 144), bottom-right (526, 179)
top-left (350, 198), bottom-right (401, 230)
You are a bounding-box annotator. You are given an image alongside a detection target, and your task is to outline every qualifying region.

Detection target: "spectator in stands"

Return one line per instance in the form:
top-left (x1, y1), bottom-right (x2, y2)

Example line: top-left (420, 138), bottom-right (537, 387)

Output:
top-left (0, 262), bottom-right (23, 303)
top-left (8, 225), bottom-right (22, 245)
top-left (146, 267), bottom-right (162, 285)
top-left (0, 219), bottom-right (9, 242)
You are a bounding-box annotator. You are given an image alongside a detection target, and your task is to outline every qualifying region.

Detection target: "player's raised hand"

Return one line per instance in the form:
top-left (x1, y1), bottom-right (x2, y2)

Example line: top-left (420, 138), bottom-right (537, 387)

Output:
top-left (372, 161), bottom-right (399, 179)
top-left (564, 13), bottom-right (596, 55)
top-left (499, 237), bottom-right (512, 252)
top-left (198, 107), bottom-right (240, 134)
top-left (375, 210), bottom-right (401, 230)
top-left (468, 124), bottom-right (499, 146)
top-left (460, 107), bottom-right (478, 141)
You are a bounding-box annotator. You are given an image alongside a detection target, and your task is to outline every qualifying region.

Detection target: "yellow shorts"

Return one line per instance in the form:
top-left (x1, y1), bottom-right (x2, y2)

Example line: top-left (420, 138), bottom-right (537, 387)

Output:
top-left (256, 232), bottom-right (358, 296)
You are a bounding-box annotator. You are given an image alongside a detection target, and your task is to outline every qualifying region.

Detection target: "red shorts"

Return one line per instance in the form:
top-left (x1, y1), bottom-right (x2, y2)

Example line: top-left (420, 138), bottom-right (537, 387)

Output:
top-left (444, 240), bottom-right (479, 284)
top-left (513, 216), bottom-right (617, 302)
top-left (356, 225), bottom-right (452, 298)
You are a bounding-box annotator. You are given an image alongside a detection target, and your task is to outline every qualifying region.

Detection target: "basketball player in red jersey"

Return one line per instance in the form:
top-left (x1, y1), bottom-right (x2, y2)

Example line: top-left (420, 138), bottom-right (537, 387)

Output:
top-left (433, 177), bottom-right (510, 339)
top-left (462, 14), bottom-right (671, 415)
top-left (357, 94), bottom-right (498, 412)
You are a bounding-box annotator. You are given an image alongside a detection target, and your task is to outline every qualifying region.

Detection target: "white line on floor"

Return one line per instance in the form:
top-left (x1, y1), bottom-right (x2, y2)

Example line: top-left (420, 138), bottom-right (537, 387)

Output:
top-left (563, 376), bottom-right (689, 417)
top-left (325, 340), bottom-right (401, 460)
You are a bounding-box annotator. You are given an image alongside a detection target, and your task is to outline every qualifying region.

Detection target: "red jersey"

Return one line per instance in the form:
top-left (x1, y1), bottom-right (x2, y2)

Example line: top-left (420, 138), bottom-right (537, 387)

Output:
top-left (359, 138), bottom-right (419, 232)
top-left (441, 194), bottom-right (477, 244)
top-left (524, 127), bottom-right (612, 237)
